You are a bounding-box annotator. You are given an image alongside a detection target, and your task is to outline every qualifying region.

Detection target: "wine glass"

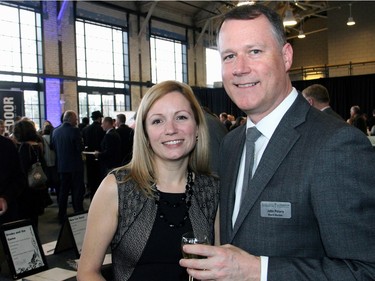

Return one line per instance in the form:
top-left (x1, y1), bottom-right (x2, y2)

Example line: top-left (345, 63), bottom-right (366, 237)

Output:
top-left (181, 231), bottom-right (209, 281)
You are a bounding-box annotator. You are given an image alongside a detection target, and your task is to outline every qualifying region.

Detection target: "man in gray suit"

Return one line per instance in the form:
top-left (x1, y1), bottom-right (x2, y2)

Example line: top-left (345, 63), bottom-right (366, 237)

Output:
top-left (302, 84), bottom-right (343, 120)
top-left (180, 4), bottom-right (375, 280)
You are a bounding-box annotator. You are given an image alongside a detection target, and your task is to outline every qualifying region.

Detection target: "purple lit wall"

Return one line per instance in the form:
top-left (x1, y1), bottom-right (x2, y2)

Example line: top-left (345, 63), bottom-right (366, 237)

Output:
top-left (45, 78), bottom-right (61, 127)
top-left (57, 0), bottom-right (69, 23)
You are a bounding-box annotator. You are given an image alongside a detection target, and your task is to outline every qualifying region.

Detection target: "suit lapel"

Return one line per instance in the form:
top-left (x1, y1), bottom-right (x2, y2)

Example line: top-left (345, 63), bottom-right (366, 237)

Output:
top-left (230, 94), bottom-right (308, 242)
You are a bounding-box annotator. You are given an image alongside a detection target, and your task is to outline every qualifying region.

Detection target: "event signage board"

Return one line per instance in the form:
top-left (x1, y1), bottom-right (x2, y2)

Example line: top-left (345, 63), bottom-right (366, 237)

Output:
top-left (0, 220), bottom-right (48, 279)
top-left (0, 90), bottom-right (24, 132)
top-left (54, 212), bottom-right (88, 258)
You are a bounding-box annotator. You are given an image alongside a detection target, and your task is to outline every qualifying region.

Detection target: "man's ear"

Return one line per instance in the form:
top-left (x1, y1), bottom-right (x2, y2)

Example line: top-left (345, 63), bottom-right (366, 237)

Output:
top-left (282, 43), bottom-right (293, 71)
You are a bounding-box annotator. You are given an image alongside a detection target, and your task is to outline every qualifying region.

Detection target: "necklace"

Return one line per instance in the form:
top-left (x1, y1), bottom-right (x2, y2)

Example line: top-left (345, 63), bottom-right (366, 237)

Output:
top-left (153, 171), bottom-right (194, 228)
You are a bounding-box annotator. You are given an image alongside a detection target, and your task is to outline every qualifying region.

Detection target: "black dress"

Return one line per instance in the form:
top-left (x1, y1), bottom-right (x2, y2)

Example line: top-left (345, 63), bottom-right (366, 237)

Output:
top-left (128, 191), bottom-right (192, 281)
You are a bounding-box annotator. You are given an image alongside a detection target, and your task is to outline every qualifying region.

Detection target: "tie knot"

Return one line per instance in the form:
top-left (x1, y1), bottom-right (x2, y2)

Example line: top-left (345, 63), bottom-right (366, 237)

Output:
top-left (246, 127), bottom-right (262, 143)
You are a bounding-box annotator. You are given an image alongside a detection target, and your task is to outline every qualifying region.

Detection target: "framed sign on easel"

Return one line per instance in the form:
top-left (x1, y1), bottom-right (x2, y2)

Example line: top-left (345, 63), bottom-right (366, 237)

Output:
top-left (54, 211), bottom-right (88, 258)
top-left (0, 219), bottom-right (48, 280)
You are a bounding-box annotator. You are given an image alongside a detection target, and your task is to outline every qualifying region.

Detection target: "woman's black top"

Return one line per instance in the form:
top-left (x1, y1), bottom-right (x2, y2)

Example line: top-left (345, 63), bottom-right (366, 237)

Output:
top-left (128, 191), bottom-right (192, 281)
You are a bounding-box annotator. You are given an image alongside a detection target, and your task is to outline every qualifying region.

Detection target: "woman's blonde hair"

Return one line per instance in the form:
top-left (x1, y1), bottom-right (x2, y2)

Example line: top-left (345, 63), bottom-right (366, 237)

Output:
top-left (118, 80), bottom-right (211, 197)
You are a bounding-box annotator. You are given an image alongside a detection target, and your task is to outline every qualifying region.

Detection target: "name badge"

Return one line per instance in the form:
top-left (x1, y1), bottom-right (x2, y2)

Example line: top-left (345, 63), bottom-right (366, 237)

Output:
top-left (260, 201), bottom-right (291, 219)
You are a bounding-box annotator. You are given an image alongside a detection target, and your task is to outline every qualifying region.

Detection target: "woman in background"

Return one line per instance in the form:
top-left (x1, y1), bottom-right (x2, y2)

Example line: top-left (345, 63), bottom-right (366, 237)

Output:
top-left (42, 124), bottom-right (59, 199)
top-left (13, 120), bottom-right (48, 231)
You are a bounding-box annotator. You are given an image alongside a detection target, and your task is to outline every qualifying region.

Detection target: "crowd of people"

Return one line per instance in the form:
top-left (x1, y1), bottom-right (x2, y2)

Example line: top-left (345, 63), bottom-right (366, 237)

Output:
top-left (0, 111), bottom-right (134, 228)
top-left (1, 3), bottom-right (375, 281)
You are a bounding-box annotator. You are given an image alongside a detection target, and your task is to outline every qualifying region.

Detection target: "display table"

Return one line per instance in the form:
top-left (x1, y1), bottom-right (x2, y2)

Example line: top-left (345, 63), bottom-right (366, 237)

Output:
top-left (0, 242), bottom-right (112, 281)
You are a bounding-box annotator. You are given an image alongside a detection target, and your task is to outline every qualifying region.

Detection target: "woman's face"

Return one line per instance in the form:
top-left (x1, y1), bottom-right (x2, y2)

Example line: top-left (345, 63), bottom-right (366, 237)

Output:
top-left (145, 91), bottom-right (198, 165)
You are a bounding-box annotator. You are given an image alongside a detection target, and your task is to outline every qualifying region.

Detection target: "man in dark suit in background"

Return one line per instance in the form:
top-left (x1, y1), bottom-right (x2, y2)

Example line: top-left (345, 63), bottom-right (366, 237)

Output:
top-left (181, 4), bottom-right (375, 280)
top-left (202, 106), bottom-right (228, 175)
top-left (115, 113), bottom-right (133, 165)
top-left (82, 111), bottom-right (105, 200)
top-left (94, 117), bottom-right (122, 182)
top-left (219, 112), bottom-right (232, 131)
top-left (78, 117), bottom-right (89, 132)
top-left (302, 84), bottom-right (343, 120)
top-left (52, 110), bottom-right (85, 224)
top-left (367, 109), bottom-right (375, 134)
top-left (347, 105), bottom-right (368, 136)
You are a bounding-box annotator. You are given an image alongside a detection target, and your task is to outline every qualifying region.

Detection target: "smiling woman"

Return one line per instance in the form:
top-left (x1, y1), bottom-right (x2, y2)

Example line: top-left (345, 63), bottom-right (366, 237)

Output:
top-left (77, 80), bottom-right (219, 281)
top-left (145, 91), bottom-right (198, 167)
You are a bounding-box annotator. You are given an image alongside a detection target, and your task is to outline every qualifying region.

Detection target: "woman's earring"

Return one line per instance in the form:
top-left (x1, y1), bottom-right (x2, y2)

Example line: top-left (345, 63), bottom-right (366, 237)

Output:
top-left (196, 135), bottom-right (198, 142)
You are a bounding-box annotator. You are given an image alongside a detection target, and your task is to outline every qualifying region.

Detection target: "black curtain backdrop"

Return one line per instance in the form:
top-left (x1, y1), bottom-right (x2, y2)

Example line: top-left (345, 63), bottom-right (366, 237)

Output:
top-left (192, 73), bottom-right (375, 120)
top-left (292, 73), bottom-right (375, 120)
top-left (192, 87), bottom-right (245, 118)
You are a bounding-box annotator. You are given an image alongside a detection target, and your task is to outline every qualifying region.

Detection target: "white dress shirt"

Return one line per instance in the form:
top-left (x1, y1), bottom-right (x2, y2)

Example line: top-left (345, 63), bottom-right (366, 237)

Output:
top-left (231, 88), bottom-right (298, 281)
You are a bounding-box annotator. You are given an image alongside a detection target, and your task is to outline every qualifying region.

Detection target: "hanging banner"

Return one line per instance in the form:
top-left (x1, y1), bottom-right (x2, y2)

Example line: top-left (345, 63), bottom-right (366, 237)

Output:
top-left (0, 90), bottom-right (24, 132)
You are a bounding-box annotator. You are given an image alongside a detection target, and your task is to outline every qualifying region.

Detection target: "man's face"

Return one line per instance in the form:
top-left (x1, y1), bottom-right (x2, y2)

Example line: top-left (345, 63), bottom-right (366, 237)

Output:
top-left (71, 113), bottom-right (78, 127)
top-left (101, 120), bottom-right (111, 131)
top-left (115, 118), bottom-right (120, 128)
top-left (218, 15), bottom-right (293, 123)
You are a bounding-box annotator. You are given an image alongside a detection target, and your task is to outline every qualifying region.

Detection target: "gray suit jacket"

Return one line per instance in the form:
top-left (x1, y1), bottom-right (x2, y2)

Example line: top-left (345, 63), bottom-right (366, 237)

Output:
top-left (322, 106), bottom-right (343, 120)
top-left (219, 93), bottom-right (375, 280)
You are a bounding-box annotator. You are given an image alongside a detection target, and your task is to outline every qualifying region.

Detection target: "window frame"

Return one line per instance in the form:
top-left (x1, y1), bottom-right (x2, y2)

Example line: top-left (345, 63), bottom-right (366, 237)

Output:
top-left (0, 2), bottom-right (44, 129)
top-left (75, 17), bottom-right (131, 121)
top-left (150, 34), bottom-right (188, 84)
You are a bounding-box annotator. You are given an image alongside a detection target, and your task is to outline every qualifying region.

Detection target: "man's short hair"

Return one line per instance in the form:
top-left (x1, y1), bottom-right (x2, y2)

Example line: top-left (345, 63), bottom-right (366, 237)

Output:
top-left (217, 4), bottom-right (287, 49)
top-left (117, 114), bottom-right (126, 124)
top-left (302, 84), bottom-right (330, 104)
top-left (351, 105), bottom-right (361, 115)
top-left (63, 110), bottom-right (76, 123)
top-left (220, 112), bottom-right (228, 119)
top-left (103, 116), bottom-right (113, 125)
top-left (81, 117), bottom-right (89, 125)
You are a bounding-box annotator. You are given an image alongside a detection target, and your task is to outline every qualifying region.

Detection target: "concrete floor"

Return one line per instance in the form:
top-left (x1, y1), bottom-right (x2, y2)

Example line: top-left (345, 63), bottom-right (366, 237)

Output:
top-left (38, 194), bottom-right (91, 245)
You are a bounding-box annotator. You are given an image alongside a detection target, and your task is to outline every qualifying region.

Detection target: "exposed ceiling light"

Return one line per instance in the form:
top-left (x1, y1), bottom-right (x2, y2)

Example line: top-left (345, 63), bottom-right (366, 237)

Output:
top-left (347, 3), bottom-right (355, 26)
top-left (298, 29), bottom-right (306, 39)
top-left (297, 19), bottom-right (305, 39)
top-left (283, 9), bottom-right (297, 26)
top-left (347, 17), bottom-right (355, 26)
top-left (237, 1), bottom-right (255, 6)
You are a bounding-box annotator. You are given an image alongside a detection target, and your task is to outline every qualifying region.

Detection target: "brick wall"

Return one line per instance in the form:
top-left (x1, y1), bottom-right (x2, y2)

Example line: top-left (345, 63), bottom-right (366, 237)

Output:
top-left (291, 2), bottom-right (375, 78)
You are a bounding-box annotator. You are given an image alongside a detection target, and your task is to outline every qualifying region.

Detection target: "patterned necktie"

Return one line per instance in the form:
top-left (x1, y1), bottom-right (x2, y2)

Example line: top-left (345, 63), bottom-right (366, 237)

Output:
top-left (241, 126), bottom-right (262, 204)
